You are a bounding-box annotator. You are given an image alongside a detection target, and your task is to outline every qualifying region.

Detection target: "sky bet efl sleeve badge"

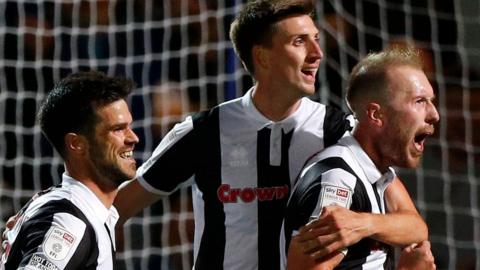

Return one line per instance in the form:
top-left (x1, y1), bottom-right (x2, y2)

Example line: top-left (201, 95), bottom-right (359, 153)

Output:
top-left (310, 184), bottom-right (353, 221)
top-left (42, 226), bottom-right (76, 261)
top-left (320, 185), bottom-right (352, 208)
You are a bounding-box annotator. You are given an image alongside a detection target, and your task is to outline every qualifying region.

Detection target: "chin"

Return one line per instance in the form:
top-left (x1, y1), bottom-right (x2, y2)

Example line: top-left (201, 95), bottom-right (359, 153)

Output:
top-left (124, 169), bottom-right (137, 180)
top-left (406, 158), bottom-right (421, 169)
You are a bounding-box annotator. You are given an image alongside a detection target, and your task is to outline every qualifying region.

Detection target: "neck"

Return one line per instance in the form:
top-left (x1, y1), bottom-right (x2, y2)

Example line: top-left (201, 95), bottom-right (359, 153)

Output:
top-left (65, 165), bottom-right (117, 209)
top-left (352, 124), bottom-right (389, 173)
top-left (251, 83), bottom-right (303, 121)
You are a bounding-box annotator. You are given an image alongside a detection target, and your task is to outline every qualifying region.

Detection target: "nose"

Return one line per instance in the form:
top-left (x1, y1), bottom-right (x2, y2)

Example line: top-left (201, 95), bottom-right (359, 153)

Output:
top-left (426, 102), bottom-right (440, 125)
top-left (307, 39), bottom-right (323, 62)
top-left (126, 127), bottom-right (140, 145)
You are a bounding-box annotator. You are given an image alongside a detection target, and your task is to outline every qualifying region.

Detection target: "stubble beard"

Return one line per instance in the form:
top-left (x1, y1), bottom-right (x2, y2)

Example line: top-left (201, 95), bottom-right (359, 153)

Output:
top-left (89, 140), bottom-right (134, 189)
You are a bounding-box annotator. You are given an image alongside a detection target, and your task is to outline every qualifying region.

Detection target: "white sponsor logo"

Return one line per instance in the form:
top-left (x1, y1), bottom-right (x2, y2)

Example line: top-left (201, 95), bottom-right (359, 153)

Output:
top-left (42, 227), bottom-right (76, 261)
top-left (27, 254), bottom-right (60, 270)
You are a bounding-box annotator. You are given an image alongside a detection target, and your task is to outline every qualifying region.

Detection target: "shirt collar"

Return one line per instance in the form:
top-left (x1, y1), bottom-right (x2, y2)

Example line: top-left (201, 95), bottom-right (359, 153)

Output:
top-left (241, 86), bottom-right (310, 133)
top-left (62, 173), bottom-right (119, 225)
top-left (338, 133), bottom-right (396, 185)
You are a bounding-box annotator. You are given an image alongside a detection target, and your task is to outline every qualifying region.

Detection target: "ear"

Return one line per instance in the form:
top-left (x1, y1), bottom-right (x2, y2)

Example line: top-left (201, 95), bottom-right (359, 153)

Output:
top-left (64, 133), bottom-right (87, 155)
top-left (252, 45), bottom-right (269, 70)
top-left (366, 102), bottom-right (383, 127)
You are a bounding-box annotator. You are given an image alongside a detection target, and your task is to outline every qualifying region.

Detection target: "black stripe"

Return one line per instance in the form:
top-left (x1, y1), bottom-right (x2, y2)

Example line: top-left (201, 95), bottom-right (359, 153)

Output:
top-left (257, 128), bottom-right (293, 270)
top-left (373, 182), bottom-right (383, 213)
top-left (285, 157), bottom-right (389, 269)
top-left (323, 106), bottom-right (352, 148)
top-left (193, 108), bottom-right (225, 270)
top-left (142, 127), bottom-right (197, 193)
top-left (104, 224), bottom-right (115, 266)
top-left (5, 199), bottom-right (99, 270)
top-left (284, 157), bottom-right (356, 253)
top-left (383, 245), bottom-right (395, 270)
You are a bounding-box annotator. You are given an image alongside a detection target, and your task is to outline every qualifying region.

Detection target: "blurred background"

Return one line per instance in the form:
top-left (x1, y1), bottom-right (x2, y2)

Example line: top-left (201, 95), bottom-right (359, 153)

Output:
top-left (0, 0), bottom-right (478, 269)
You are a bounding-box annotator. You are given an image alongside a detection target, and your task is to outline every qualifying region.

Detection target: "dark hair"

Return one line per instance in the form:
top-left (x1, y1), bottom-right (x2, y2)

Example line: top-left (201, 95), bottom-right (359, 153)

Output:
top-left (346, 46), bottom-right (423, 115)
top-left (37, 71), bottom-right (134, 157)
top-left (229, 0), bottom-right (315, 75)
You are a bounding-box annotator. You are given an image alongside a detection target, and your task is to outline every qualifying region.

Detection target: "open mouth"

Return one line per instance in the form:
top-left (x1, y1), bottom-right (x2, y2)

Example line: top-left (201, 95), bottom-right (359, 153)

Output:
top-left (413, 131), bottom-right (433, 152)
top-left (120, 150), bottom-right (134, 159)
top-left (301, 68), bottom-right (317, 82)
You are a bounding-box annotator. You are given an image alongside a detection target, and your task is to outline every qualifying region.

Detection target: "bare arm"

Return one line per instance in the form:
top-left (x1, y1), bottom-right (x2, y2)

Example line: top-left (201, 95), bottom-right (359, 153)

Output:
top-left (114, 179), bottom-right (163, 226)
top-left (295, 177), bottom-right (427, 260)
top-left (370, 177), bottom-right (428, 246)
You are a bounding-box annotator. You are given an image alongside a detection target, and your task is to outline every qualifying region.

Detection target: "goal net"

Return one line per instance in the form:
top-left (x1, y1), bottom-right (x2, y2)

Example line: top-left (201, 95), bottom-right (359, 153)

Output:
top-left (0, 0), bottom-right (478, 269)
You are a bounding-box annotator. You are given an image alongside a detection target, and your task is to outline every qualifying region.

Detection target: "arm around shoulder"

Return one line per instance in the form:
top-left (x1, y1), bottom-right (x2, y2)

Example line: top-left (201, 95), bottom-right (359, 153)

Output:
top-left (114, 179), bottom-right (163, 226)
top-left (368, 177), bottom-right (428, 246)
top-left (295, 177), bottom-right (427, 261)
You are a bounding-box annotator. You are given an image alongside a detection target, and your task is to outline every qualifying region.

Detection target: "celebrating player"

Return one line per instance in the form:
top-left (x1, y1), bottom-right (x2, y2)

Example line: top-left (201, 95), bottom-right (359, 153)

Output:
top-left (114, 1), bottom-right (428, 269)
top-left (1, 71), bottom-right (139, 270)
top-left (281, 47), bottom-right (439, 269)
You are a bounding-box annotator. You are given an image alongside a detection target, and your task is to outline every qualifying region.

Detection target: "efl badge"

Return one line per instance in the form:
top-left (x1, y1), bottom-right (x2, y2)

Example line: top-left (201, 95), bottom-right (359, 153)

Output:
top-left (43, 227), bottom-right (76, 261)
top-left (319, 185), bottom-right (352, 209)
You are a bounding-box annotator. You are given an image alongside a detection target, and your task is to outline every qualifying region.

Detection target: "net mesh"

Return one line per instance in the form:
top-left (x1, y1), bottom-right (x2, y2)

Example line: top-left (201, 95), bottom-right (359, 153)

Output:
top-left (0, 0), bottom-right (478, 269)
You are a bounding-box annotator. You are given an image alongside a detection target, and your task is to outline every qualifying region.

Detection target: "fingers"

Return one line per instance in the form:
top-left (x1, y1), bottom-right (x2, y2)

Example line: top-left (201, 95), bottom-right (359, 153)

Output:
top-left (298, 231), bottom-right (348, 260)
top-left (299, 206), bottom-right (346, 235)
top-left (416, 240), bottom-right (431, 250)
top-left (415, 241), bottom-right (434, 262)
top-left (5, 214), bottom-right (19, 230)
top-left (1, 214), bottom-right (19, 256)
top-left (297, 206), bottom-right (359, 260)
top-left (398, 241), bottom-right (436, 270)
top-left (1, 227), bottom-right (8, 256)
top-left (297, 223), bottom-right (336, 242)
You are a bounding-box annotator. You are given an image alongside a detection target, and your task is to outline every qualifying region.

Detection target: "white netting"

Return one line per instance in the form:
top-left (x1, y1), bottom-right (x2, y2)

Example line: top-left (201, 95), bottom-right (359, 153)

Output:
top-left (0, 0), bottom-right (478, 269)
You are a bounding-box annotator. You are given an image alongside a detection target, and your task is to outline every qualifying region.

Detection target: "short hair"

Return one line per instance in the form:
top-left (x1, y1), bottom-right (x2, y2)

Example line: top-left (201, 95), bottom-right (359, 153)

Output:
top-left (37, 71), bottom-right (134, 158)
top-left (345, 46), bottom-right (423, 116)
top-left (229, 0), bottom-right (315, 75)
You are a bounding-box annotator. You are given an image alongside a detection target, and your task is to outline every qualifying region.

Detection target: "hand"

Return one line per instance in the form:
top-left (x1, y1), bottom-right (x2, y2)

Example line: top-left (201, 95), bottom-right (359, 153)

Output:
top-left (287, 235), bottom-right (345, 270)
top-left (1, 213), bottom-right (19, 257)
top-left (296, 205), bottom-right (370, 260)
top-left (1, 189), bottom-right (48, 257)
top-left (397, 241), bottom-right (436, 270)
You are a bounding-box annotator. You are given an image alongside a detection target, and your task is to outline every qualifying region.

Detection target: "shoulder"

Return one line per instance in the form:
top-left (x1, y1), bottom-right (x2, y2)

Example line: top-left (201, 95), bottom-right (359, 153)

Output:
top-left (296, 153), bottom-right (356, 193)
top-left (24, 198), bottom-right (91, 232)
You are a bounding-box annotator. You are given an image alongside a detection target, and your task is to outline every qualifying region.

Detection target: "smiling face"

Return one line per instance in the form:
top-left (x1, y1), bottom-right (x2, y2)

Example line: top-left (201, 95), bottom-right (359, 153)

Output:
top-left (87, 99), bottom-right (139, 187)
top-left (379, 65), bottom-right (440, 169)
top-left (264, 14), bottom-right (323, 97)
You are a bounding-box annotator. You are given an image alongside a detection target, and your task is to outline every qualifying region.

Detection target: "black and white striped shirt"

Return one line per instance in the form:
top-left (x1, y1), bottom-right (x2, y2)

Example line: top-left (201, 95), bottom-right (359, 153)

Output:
top-left (281, 134), bottom-right (395, 270)
top-left (1, 174), bottom-right (118, 270)
top-left (137, 88), bottom-right (353, 270)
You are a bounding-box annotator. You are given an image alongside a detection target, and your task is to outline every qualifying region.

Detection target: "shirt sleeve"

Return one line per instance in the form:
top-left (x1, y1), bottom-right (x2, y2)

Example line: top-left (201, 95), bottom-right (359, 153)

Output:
top-left (136, 115), bottom-right (197, 195)
top-left (282, 156), bottom-right (359, 256)
top-left (6, 211), bottom-right (96, 270)
top-left (305, 169), bottom-right (357, 220)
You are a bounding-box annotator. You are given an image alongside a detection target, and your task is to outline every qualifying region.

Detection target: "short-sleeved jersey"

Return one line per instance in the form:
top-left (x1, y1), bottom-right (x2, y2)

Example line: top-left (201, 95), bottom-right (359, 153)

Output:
top-left (281, 134), bottom-right (395, 270)
top-left (136, 88), bottom-right (353, 270)
top-left (1, 174), bottom-right (118, 270)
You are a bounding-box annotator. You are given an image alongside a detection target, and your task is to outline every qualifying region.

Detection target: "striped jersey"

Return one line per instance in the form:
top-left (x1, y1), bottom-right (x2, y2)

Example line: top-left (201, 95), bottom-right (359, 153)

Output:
top-left (281, 134), bottom-right (395, 270)
top-left (1, 174), bottom-right (118, 270)
top-left (136, 88), bottom-right (353, 270)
